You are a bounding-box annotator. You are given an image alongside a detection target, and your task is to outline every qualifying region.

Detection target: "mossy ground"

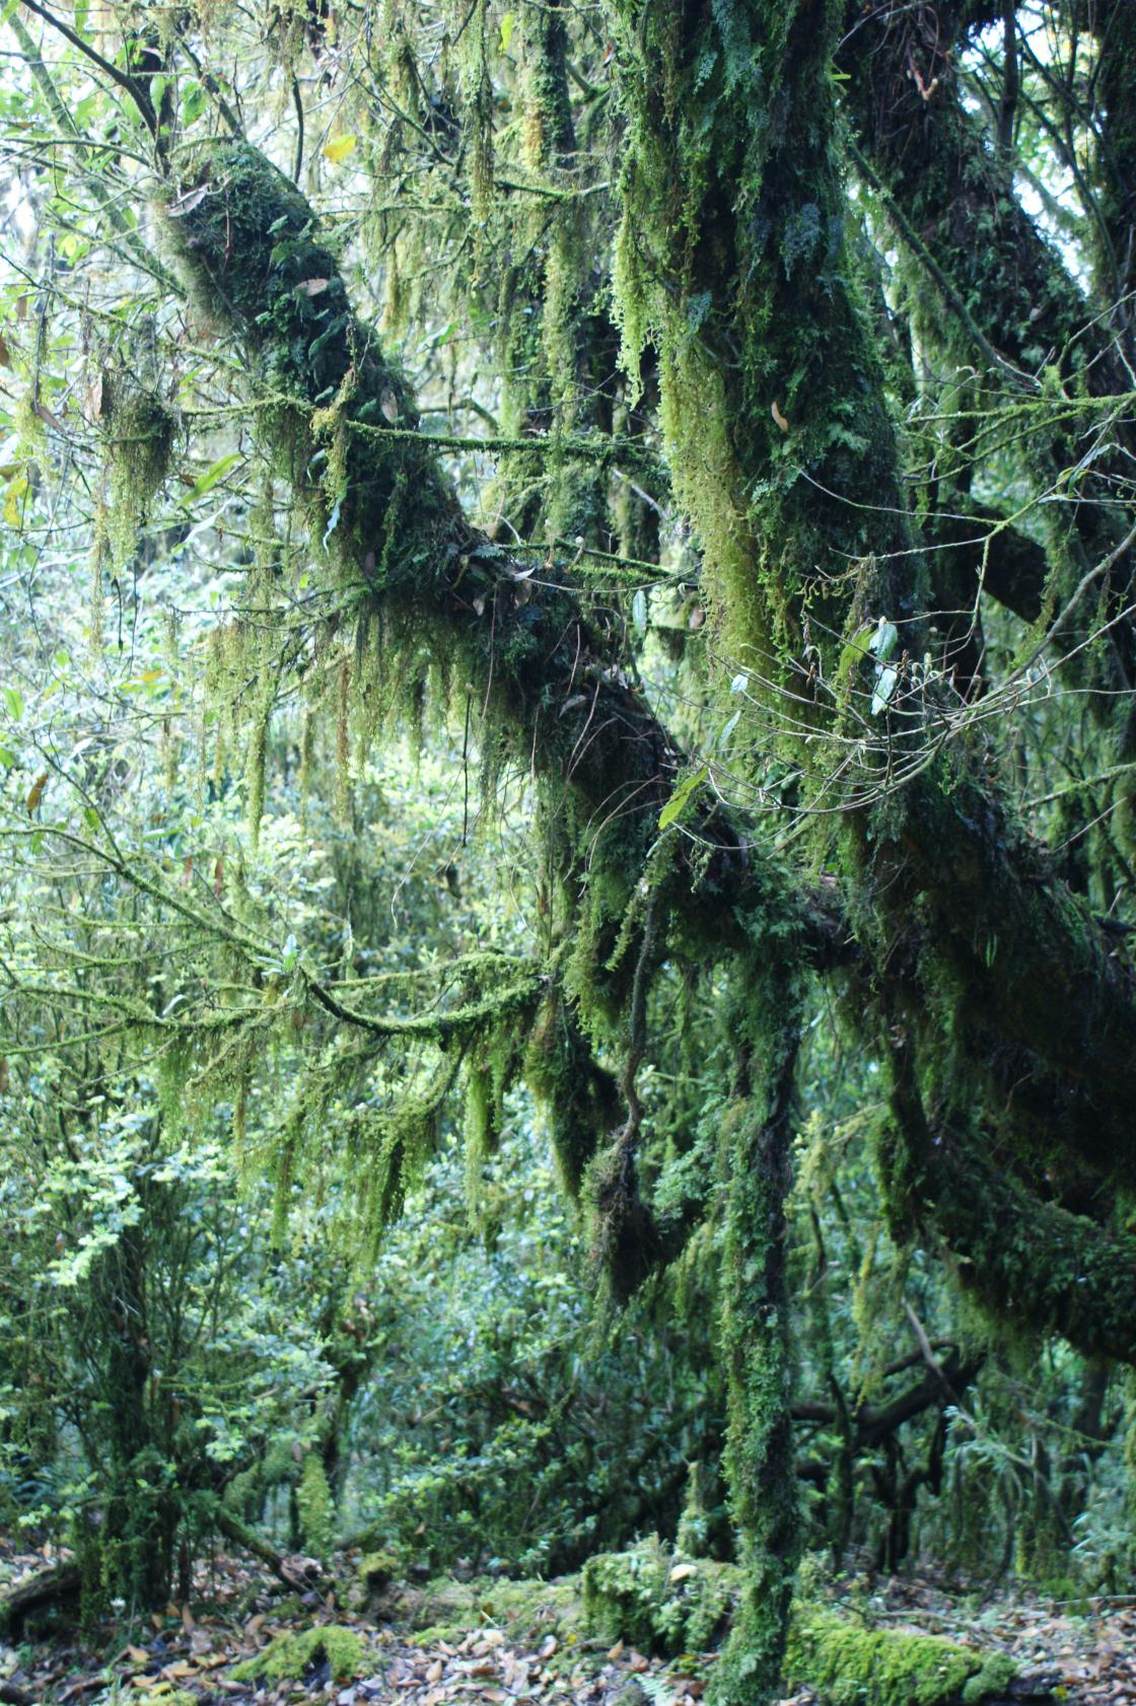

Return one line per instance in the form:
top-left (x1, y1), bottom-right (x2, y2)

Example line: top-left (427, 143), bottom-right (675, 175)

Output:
top-left (230, 1624), bottom-right (365, 1683)
top-left (396, 1574), bottom-right (584, 1649)
top-left (0, 1537), bottom-right (1112, 1706)
top-left (580, 1542), bottom-right (1024, 1706)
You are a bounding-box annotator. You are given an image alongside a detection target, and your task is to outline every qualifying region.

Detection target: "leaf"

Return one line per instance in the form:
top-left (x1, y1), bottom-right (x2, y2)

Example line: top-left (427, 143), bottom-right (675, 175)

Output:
top-left (295, 277), bottom-right (331, 297)
top-left (380, 388), bottom-right (400, 423)
top-left (167, 183), bottom-right (209, 218)
top-left (86, 373), bottom-right (105, 422)
top-left (4, 471), bottom-right (29, 526)
top-left (771, 399), bottom-right (790, 432)
top-left (871, 663), bottom-right (898, 715)
top-left (718, 707), bottom-right (742, 748)
top-left (499, 9), bottom-right (516, 51)
top-left (658, 766), bottom-right (708, 831)
top-left (729, 671), bottom-right (748, 694)
top-left (4, 685), bottom-right (23, 720)
top-left (34, 400), bottom-right (65, 434)
top-left (323, 133), bottom-right (357, 164)
top-left (632, 587), bottom-right (648, 636)
top-left (183, 452), bottom-right (242, 504)
top-left (26, 770), bottom-right (48, 814)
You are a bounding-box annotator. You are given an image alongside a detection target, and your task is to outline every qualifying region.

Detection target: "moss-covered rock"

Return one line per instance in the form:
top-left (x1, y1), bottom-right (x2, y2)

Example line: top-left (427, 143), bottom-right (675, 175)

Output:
top-left (231, 1624), bottom-right (365, 1683)
top-left (358, 1549), bottom-right (400, 1594)
top-left (786, 1609), bottom-right (1018, 1706)
top-left (582, 1538), bottom-right (740, 1655)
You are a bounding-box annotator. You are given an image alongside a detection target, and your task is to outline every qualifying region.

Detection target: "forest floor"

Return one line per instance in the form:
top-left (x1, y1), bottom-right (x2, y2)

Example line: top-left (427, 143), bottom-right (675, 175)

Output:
top-left (1, 1539), bottom-right (1134, 1706)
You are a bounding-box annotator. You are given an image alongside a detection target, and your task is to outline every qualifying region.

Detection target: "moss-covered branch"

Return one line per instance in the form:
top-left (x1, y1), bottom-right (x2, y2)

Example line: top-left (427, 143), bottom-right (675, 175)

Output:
top-left (162, 142), bottom-right (815, 984)
top-left (876, 1089), bottom-right (1136, 1366)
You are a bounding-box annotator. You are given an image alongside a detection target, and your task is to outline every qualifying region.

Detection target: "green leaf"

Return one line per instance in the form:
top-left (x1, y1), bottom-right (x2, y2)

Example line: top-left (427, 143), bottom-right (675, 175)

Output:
top-left (718, 708), bottom-right (742, 748)
top-left (323, 133), bottom-right (357, 164)
top-left (183, 451), bottom-right (242, 505)
top-left (498, 10), bottom-right (516, 52)
top-left (659, 766), bottom-right (708, 831)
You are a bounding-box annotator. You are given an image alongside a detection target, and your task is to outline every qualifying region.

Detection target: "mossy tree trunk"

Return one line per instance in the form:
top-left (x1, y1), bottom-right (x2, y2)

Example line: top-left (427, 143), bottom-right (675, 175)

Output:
top-left (715, 1019), bottom-right (801, 1703)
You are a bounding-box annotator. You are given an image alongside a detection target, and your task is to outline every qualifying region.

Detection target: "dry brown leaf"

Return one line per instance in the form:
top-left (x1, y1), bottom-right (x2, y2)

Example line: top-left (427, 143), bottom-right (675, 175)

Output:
top-left (167, 184), bottom-right (209, 218)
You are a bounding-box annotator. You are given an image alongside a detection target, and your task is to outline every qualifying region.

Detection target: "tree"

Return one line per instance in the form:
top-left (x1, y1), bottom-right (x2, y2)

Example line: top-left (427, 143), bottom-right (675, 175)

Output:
top-left (1, 1), bottom-right (1135, 1698)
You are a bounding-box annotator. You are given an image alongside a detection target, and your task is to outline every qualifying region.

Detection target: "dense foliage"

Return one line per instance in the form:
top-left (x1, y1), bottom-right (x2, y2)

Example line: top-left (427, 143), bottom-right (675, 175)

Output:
top-left (1, 1), bottom-right (1135, 1700)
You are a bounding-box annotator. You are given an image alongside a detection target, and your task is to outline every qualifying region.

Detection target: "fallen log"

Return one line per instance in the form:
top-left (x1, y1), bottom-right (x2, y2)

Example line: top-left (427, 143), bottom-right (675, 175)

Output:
top-left (0, 1563), bottom-right (82, 1635)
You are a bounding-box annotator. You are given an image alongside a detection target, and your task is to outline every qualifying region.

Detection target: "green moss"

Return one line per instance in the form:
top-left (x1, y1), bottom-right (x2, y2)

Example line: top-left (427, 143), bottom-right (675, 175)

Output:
top-left (402, 1574), bottom-right (583, 1646)
top-left (358, 1549), bottom-right (400, 1594)
top-left (581, 1546), bottom-right (1020, 1706)
top-left (582, 1538), bottom-right (739, 1655)
top-left (785, 1609), bottom-right (1017, 1706)
top-left (297, 1452), bottom-right (335, 1559)
top-left (103, 382), bottom-right (176, 569)
top-left (231, 1625), bottom-right (365, 1683)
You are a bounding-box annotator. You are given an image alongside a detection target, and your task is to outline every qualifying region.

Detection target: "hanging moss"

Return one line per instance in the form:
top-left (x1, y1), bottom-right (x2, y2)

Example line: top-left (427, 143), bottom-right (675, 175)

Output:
top-left (103, 381), bottom-right (176, 570)
top-left (873, 1096), bottom-right (1136, 1366)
